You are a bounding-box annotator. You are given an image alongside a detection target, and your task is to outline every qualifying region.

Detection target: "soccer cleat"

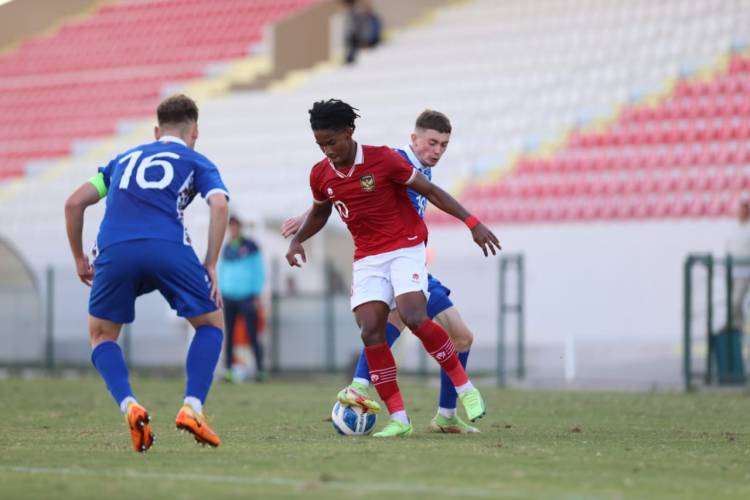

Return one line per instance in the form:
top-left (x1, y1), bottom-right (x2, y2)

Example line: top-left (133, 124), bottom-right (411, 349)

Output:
top-left (458, 388), bottom-right (486, 422)
top-left (373, 419), bottom-right (413, 437)
top-left (429, 413), bottom-right (480, 434)
top-left (337, 384), bottom-right (381, 413)
top-left (175, 404), bottom-right (221, 447)
top-left (125, 402), bottom-right (154, 453)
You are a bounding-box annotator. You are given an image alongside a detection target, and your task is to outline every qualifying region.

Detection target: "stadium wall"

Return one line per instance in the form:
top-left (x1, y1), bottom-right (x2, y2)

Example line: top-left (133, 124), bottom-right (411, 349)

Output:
top-left (425, 218), bottom-right (734, 389)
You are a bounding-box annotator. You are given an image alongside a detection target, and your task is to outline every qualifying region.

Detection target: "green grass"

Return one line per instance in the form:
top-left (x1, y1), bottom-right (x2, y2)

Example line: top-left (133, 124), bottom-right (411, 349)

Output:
top-left (1, 376), bottom-right (749, 499)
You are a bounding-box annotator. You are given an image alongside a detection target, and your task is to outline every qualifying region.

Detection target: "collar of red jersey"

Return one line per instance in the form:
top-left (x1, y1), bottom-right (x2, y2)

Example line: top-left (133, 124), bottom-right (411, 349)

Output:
top-left (328, 142), bottom-right (364, 178)
top-left (159, 135), bottom-right (187, 146)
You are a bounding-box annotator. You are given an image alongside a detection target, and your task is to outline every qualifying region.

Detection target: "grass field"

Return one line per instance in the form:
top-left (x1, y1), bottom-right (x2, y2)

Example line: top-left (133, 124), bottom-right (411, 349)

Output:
top-left (1, 375), bottom-right (749, 499)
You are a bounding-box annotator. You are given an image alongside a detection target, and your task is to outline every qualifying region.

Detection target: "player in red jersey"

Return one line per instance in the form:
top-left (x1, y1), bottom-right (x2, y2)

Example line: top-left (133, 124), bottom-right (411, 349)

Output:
top-left (286, 99), bottom-right (501, 437)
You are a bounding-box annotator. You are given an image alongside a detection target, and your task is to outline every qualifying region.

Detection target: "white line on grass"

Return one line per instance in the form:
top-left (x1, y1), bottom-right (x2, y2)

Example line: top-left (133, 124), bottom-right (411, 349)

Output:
top-left (0, 465), bottom-right (510, 498)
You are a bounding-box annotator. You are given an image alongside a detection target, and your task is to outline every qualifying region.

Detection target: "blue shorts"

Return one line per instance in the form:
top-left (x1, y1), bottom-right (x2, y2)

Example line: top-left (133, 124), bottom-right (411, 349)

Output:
top-left (89, 239), bottom-right (218, 324)
top-left (426, 274), bottom-right (453, 319)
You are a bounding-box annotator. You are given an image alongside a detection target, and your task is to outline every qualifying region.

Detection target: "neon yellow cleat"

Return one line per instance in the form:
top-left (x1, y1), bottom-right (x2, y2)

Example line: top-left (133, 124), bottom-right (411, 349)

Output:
top-left (429, 414), bottom-right (480, 434)
top-left (373, 419), bottom-right (413, 437)
top-left (336, 383), bottom-right (381, 413)
top-left (458, 388), bottom-right (486, 422)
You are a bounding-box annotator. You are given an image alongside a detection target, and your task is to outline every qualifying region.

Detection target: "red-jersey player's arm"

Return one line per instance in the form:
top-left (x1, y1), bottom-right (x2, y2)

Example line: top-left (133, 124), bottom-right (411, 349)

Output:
top-left (285, 200), bottom-right (332, 266)
top-left (408, 172), bottom-right (502, 256)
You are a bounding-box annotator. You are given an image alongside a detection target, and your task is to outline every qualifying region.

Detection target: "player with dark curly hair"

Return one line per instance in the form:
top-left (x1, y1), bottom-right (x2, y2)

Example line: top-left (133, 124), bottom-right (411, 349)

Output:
top-left (285, 99), bottom-right (501, 437)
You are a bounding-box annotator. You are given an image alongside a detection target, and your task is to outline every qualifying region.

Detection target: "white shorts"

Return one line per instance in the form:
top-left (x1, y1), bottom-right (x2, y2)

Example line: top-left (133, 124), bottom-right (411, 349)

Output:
top-left (350, 243), bottom-right (428, 311)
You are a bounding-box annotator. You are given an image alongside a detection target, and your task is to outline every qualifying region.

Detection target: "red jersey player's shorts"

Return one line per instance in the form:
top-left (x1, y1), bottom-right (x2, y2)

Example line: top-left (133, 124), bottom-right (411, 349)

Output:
top-left (350, 242), bottom-right (429, 311)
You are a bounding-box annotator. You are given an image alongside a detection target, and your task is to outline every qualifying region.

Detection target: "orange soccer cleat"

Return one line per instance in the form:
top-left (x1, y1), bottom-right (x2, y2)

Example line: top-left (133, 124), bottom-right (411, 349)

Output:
top-left (175, 404), bottom-right (221, 447)
top-left (126, 402), bottom-right (155, 453)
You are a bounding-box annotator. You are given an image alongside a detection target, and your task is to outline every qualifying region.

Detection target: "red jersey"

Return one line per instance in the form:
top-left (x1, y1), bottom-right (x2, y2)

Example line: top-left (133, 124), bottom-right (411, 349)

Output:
top-left (309, 143), bottom-right (428, 260)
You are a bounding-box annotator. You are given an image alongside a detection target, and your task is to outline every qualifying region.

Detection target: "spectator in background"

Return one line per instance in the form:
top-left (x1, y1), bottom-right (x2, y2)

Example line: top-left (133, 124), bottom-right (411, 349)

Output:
top-left (343, 0), bottom-right (382, 64)
top-left (727, 198), bottom-right (750, 330)
top-left (219, 215), bottom-right (266, 381)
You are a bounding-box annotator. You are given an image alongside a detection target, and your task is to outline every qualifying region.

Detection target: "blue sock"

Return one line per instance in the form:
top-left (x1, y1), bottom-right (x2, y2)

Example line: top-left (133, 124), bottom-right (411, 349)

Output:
top-left (185, 325), bottom-right (223, 404)
top-left (91, 341), bottom-right (134, 408)
top-left (353, 322), bottom-right (401, 382)
top-left (439, 350), bottom-right (470, 410)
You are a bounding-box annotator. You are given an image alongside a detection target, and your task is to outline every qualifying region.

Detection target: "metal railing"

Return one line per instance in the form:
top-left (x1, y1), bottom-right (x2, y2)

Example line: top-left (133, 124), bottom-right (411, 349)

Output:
top-left (683, 254), bottom-right (748, 391)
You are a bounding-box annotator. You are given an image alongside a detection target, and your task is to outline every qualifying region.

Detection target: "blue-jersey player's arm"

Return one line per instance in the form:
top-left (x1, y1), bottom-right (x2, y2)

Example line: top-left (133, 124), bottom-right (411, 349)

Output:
top-left (203, 193), bottom-right (229, 308)
top-left (192, 155), bottom-right (230, 308)
top-left (65, 180), bottom-right (104, 286)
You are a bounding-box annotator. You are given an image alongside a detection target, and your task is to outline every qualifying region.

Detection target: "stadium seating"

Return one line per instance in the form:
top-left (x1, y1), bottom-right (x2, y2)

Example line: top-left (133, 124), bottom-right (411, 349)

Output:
top-left (0, 0), bottom-right (317, 179)
top-left (451, 51), bottom-right (750, 223)
top-left (2, 0), bottom-right (750, 267)
top-left (186, 0), bottom-right (750, 225)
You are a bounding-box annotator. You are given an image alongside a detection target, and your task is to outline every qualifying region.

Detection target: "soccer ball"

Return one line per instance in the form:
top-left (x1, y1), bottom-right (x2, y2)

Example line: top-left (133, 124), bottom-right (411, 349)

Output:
top-left (331, 401), bottom-right (377, 435)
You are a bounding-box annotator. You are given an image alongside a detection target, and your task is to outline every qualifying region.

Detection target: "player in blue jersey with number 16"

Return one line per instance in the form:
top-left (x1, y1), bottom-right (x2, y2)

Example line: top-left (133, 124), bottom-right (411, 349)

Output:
top-left (64, 95), bottom-right (229, 452)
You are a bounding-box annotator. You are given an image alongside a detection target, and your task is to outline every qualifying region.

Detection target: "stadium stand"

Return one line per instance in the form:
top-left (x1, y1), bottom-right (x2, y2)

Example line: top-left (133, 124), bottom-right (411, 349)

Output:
top-left (0, 0), bottom-right (318, 180)
top-left (196, 0), bottom-right (747, 220)
top-left (454, 51), bottom-right (750, 223)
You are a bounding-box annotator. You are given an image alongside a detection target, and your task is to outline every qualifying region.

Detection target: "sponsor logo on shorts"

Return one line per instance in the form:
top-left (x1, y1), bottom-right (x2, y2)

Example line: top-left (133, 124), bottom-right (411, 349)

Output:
top-left (327, 187), bottom-right (334, 196)
top-left (360, 174), bottom-right (375, 192)
top-left (411, 273), bottom-right (420, 283)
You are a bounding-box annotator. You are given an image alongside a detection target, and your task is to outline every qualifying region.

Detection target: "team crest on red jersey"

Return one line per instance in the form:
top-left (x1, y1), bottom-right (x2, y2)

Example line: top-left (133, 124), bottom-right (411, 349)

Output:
top-left (360, 174), bottom-right (375, 192)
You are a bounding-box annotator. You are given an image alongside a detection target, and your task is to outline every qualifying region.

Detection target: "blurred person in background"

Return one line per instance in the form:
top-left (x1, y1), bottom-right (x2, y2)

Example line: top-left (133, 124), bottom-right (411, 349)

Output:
top-left (219, 215), bottom-right (266, 382)
top-left (727, 197), bottom-right (750, 330)
top-left (343, 0), bottom-right (382, 64)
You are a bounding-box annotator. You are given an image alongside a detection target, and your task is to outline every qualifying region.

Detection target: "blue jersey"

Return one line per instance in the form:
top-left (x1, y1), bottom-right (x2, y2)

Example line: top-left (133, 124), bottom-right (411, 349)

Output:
top-left (394, 146), bottom-right (430, 219)
top-left (93, 136), bottom-right (228, 252)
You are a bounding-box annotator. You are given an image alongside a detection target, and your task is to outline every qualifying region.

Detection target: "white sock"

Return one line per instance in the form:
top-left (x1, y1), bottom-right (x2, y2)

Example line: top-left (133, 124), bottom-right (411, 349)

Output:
top-left (455, 381), bottom-right (475, 395)
top-left (438, 407), bottom-right (456, 418)
top-left (353, 377), bottom-right (369, 388)
top-left (183, 396), bottom-right (203, 414)
top-left (119, 396), bottom-right (137, 414)
top-left (390, 410), bottom-right (409, 425)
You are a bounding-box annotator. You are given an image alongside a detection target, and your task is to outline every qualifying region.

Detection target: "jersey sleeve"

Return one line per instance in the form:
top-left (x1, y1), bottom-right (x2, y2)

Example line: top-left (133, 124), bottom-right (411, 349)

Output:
top-left (309, 166), bottom-right (328, 204)
top-left (193, 155), bottom-right (230, 202)
top-left (384, 148), bottom-right (418, 185)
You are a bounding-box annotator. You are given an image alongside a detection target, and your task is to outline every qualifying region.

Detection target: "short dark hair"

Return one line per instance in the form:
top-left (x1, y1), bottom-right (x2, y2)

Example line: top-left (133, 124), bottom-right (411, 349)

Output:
top-left (309, 99), bottom-right (360, 131)
top-left (157, 94), bottom-right (199, 126)
top-left (228, 215), bottom-right (241, 226)
top-left (415, 109), bottom-right (451, 134)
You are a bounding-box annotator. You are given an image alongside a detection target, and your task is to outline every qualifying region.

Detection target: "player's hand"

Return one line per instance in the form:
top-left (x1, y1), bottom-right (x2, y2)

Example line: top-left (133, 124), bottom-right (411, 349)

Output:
top-left (471, 223), bottom-right (502, 257)
top-left (205, 265), bottom-right (224, 309)
top-left (286, 240), bottom-right (306, 267)
top-left (75, 255), bottom-right (94, 286)
top-left (280, 214), bottom-right (305, 239)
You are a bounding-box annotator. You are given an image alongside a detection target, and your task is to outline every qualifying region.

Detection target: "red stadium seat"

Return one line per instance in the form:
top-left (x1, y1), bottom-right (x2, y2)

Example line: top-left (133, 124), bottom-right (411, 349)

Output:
top-left (0, 0), bottom-right (318, 180)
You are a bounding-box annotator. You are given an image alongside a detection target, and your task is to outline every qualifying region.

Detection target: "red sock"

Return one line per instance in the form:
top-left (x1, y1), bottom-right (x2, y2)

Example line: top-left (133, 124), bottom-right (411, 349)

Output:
top-left (413, 319), bottom-right (469, 387)
top-left (364, 343), bottom-right (404, 414)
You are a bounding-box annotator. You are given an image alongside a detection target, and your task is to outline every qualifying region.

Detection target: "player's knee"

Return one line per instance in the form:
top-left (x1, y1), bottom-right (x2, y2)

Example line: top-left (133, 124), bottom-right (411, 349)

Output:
top-left (360, 326), bottom-right (384, 346)
top-left (400, 311), bottom-right (428, 333)
top-left (88, 325), bottom-right (118, 347)
top-left (452, 330), bottom-right (474, 352)
top-left (188, 310), bottom-right (224, 330)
